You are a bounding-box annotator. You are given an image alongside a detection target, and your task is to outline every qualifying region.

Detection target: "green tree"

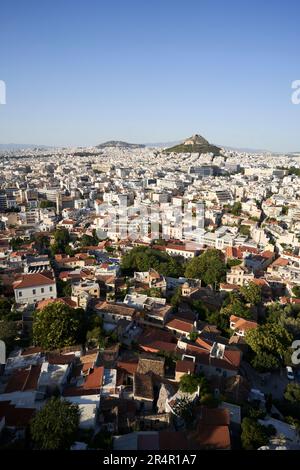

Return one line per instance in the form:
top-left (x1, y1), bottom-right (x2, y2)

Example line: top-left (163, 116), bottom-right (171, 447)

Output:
top-left (30, 398), bottom-right (79, 450)
top-left (239, 225), bottom-right (250, 236)
top-left (227, 258), bottom-right (242, 268)
top-left (221, 291), bottom-right (252, 319)
top-left (240, 282), bottom-right (262, 305)
top-left (39, 200), bottom-right (56, 209)
top-left (292, 286), bottom-right (300, 298)
top-left (170, 287), bottom-right (182, 309)
top-left (33, 233), bottom-right (50, 254)
top-left (51, 228), bottom-right (71, 255)
top-left (191, 299), bottom-right (209, 321)
top-left (86, 314), bottom-right (104, 347)
top-left (179, 373), bottom-right (209, 394)
top-left (245, 323), bottom-right (292, 357)
top-left (10, 237), bottom-right (24, 251)
top-left (0, 321), bottom-right (17, 352)
top-left (185, 249), bottom-right (226, 286)
top-left (80, 233), bottom-right (99, 247)
top-left (33, 302), bottom-right (85, 350)
top-left (284, 383), bottom-right (300, 403)
top-left (251, 352), bottom-right (280, 372)
top-left (57, 279), bottom-right (72, 298)
top-left (231, 201), bottom-right (242, 216)
top-left (266, 302), bottom-right (300, 338)
top-left (282, 205), bottom-right (289, 215)
top-left (121, 246), bottom-right (185, 277)
top-left (188, 331), bottom-right (199, 342)
top-left (140, 287), bottom-right (162, 298)
top-left (0, 298), bottom-right (13, 320)
top-left (172, 397), bottom-right (196, 426)
top-left (241, 418), bottom-right (271, 450)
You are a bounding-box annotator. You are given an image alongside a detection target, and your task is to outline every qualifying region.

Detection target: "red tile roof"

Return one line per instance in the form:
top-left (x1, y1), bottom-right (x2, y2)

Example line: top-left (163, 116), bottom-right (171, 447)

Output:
top-left (189, 425), bottom-right (231, 450)
top-left (95, 301), bottom-right (136, 318)
top-left (13, 271), bottom-right (55, 289)
top-left (230, 315), bottom-right (258, 332)
top-left (0, 402), bottom-right (35, 428)
top-left (176, 360), bottom-right (195, 374)
top-left (188, 407), bottom-right (231, 449)
top-left (165, 317), bottom-right (194, 333)
top-left (37, 297), bottom-right (77, 310)
top-left (83, 366), bottom-right (104, 390)
top-left (117, 359), bottom-right (138, 375)
top-left (5, 365), bottom-right (42, 393)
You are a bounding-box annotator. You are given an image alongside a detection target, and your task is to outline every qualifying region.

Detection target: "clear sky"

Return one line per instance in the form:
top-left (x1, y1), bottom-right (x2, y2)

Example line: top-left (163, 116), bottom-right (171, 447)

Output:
top-left (0, 0), bottom-right (299, 151)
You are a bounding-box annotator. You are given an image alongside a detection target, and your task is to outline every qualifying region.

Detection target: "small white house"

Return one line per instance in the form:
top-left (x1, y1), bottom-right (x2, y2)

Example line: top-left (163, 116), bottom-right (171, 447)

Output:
top-left (13, 271), bottom-right (57, 305)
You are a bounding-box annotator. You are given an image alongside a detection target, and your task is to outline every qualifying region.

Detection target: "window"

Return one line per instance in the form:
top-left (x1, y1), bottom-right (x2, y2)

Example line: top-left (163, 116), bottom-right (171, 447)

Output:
top-left (19, 291), bottom-right (22, 297)
top-left (32, 289), bottom-right (36, 295)
top-left (41, 287), bottom-right (44, 293)
top-left (49, 286), bottom-right (53, 292)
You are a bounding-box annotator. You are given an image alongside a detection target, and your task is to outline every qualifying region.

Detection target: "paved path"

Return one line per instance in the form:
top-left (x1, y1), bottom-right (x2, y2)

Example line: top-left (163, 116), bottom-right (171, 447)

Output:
top-left (240, 361), bottom-right (290, 400)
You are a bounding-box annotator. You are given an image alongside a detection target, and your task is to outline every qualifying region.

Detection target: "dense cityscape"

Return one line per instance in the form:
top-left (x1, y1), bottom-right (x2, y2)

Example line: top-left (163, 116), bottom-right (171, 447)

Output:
top-left (1, 0), bottom-right (300, 462)
top-left (0, 135), bottom-right (300, 450)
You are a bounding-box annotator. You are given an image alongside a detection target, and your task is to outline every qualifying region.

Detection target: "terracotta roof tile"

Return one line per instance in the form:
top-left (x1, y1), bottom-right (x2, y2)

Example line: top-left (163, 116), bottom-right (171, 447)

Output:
top-left (13, 271), bottom-right (55, 289)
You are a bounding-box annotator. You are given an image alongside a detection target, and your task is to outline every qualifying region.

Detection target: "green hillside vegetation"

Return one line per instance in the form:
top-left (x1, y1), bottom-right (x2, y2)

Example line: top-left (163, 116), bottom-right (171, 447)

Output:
top-left (164, 143), bottom-right (221, 155)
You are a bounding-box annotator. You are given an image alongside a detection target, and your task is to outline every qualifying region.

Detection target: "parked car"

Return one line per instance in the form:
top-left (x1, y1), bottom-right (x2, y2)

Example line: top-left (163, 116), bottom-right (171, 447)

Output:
top-left (286, 366), bottom-right (295, 380)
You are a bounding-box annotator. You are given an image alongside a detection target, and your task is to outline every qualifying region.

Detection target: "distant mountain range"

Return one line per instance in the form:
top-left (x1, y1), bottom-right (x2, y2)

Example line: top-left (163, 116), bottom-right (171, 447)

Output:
top-left (96, 140), bottom-right (145, 149)
top-left (220, 145), bottom-right (270, 154)
top-left (0, 139), bottom-right (294, 155)
top-left (0, 143), bottom-right (48, 150)
top-left (144, 141), bottom-right (180, 148)
top-left (164, 134), bottom-right (222, 155)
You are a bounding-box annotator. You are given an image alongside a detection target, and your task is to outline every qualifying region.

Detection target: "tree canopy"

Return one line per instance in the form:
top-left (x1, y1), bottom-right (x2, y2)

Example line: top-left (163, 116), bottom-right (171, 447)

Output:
top-left (184, 249), bottom-right (226, 286)
top-left (231, 201), bottom-right (242, 216)
top-left (79, 231), bottom-right (99, 247)
top-left (292, 286), bottom-right (300, 298)
top-left (284, 383), bottom-right (300, 403)
top-left (121, 246), bottom-right (185, 277)
top-left (179, 373), bottom-right (209, 394)
top-left (245, 323), bottom-right (292, 371)
top-left (30, 398), bottom-right (79, 450)
top-left (220, 292), bottom-right (253, 320)
top-left (266, 302), bottom-right (300, 338)
top-left (0, 298), bottom-right (13, 321)
top-left (10, 237), bottom-right (24, 251)
top-left (240, 282), bottom-right (262, 305)
top-left (32, 233), bottom-right (50, 254)
top-left (0, 321), bottom-right (17, 353)
top-left (33, 302), bottom-right (86, 350)
top-left (39, 200), bottom-right (56, 209)
top-left (241, 417), bottom-right (273, 450)
top-left (51, 228), bottom-right (71, 255)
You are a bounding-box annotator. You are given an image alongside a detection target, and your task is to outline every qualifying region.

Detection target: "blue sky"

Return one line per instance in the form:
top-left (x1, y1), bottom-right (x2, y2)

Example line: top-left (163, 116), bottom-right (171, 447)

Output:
top-left (0, 0), bottom-right (299, 151)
